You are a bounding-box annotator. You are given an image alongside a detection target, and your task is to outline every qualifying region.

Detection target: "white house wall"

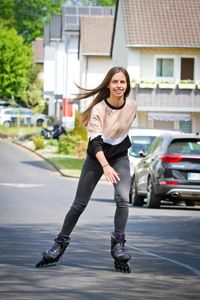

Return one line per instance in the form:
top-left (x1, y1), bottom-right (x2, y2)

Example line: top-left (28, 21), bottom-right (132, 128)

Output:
top-left (127, 48), bottom-right (141, 82)
top-left (61, 35), bottom-right (80, 128)
top-left (140, 51), bottom-right (154, 81)
top-left (87, 56), bottom-right (112, 88)
top-left (65, 35), bottom-right (80, 98)
top-left (79, 56), bottom-right (112, 112)
top-left (43, 42), bottom-right (66, 116)
top-left (43, 45), bottom-right (55, 93)
top-left (128, 48), bottom-right (200, 82)
top-left (65, 52), bottom-right (80, 98)
top-left (55, 42), bottom-right (65, 95)
top-left (112, 0), bottom-right (128, 67)
top-left (43, 44), bottom-right (55, 116)
top-left (44, 42), bottom-right (65, 94)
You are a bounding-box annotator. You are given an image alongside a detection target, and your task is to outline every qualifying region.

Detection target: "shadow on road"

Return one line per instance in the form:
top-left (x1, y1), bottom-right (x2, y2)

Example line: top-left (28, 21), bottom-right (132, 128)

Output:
top-left (91, 198), bottom-right (113, 203)
top-left (0, 221), bottom-right (200, 299)
top-left (159, 205), bottom-right (200, 211)
top-left (20, 160), bottom-right (56, 172)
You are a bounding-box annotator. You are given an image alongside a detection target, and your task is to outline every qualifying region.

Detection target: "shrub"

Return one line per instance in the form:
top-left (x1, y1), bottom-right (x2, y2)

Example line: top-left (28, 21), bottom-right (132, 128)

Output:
top-left (31, 134), bottom-right (44, 150)
top-left (46, 138), bottom-right (58, 147)
top-left (75, 140), bottom-right (88, 158)
top-left (48, 116), bottom-right (54, 125)
top-left (72, 111), bottom-right (88, 141)
top-left (58, 134), bottom-right (81, 155)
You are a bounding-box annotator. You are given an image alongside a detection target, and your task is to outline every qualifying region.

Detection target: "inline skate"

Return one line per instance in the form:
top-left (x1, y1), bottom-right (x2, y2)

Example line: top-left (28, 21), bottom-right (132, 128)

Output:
top-left (111, 232), bottom-right (131, 273)
top-left (35, 235), bottom-right (70, 268)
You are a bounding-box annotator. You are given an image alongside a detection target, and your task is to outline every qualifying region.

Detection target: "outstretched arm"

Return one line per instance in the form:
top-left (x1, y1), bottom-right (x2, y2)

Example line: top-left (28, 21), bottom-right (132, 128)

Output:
top-left (96, 151), bottom-right (120, 184)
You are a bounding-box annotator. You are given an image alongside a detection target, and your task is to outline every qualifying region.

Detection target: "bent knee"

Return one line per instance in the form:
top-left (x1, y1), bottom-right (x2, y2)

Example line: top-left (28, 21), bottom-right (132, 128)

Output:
top-left (72, 201), bottom-right (87, 212)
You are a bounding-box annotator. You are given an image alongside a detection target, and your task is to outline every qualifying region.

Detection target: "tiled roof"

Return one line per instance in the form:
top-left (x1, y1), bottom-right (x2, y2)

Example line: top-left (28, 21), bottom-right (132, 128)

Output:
top-left (121, 0), bottom-right (200, 47)
top-left (32, 38), bottom-right (44, 63)
top-left (79, 15), bottom-right (114, 55)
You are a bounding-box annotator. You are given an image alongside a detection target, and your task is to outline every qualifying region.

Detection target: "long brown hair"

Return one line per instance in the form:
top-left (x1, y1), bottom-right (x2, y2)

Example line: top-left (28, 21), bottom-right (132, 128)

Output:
top-left (74, 66), bottom-right (131, 126)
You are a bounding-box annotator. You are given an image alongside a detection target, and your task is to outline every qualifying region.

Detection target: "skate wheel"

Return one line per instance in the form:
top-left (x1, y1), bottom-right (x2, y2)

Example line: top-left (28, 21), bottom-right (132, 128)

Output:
top-left (114, 260), bottom-right (131, 273)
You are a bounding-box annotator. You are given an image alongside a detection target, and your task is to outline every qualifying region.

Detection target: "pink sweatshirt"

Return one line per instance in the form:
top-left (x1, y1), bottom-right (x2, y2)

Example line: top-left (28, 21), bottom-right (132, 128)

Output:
top-left (87, 98), bottom-right (137, 162)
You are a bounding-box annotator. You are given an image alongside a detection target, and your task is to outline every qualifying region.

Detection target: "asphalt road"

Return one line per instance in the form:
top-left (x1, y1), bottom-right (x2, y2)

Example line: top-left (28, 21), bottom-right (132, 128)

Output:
top-left (0, 139), bottom-right (200, 300)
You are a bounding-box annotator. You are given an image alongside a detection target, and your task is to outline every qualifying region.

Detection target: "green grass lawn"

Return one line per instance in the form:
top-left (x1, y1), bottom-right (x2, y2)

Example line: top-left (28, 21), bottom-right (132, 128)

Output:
top-left (48, 156), bottom-right (85, 177)
top-left (50, 156), bottom-right (84, 170)
top-left (0, 125), bottom-right (40, 137)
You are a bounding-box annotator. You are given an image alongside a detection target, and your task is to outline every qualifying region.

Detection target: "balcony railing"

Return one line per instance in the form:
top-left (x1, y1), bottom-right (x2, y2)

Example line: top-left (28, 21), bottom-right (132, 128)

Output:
top-left (135, 87), bottom-right (200, 109)
top-left (131, 80), bottom-right (200, 91)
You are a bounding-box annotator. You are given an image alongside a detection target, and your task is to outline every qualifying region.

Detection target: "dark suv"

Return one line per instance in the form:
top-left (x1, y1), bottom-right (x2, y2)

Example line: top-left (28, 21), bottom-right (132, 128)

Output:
top-left (132, 133), bottom-right (200, 208)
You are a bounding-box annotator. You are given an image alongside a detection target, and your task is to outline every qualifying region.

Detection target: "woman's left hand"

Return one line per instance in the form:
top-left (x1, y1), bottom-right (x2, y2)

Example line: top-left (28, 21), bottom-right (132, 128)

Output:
top-left (103, 164), bottom-right (120, 184)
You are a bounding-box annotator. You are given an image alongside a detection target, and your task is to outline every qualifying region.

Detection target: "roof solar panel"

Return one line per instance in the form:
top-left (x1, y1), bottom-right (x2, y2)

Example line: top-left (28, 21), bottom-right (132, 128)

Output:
top-left (63, 6), bottom-right (115, 31)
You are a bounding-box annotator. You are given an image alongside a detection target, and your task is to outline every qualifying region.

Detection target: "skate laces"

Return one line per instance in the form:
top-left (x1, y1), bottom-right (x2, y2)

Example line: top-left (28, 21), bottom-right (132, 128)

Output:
top-left (114, 243), bottom-right (126, 254)
top-left (48, 236), bottom-right (67, 256)
top-left (111, 233), bottom-right (129, 255)
top-left (49, 242), bottom-right (62, 255)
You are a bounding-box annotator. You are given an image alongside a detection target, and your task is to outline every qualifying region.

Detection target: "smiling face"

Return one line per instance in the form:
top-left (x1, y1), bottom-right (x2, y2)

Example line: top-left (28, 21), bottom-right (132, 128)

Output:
top-left (107, 71), bottom-right (127, 101)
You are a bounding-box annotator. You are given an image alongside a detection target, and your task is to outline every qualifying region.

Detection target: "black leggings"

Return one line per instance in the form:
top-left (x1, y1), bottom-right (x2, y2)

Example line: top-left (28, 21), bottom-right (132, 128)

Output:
top-left (60, 155), bottom-right (131, 237)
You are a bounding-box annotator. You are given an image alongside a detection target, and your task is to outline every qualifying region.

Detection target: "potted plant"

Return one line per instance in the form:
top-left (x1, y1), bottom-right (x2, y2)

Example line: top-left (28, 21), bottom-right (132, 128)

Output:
top-left (139, 80), bottom-right (157, 89)
top-left (178, 80), bottom-right (196, 89)
top-left (130, 80), bottom-right (136, 88)
top-left (158, 81), bottom-right (176, 89)
top-left (197, 81), bottom-right (200, 89)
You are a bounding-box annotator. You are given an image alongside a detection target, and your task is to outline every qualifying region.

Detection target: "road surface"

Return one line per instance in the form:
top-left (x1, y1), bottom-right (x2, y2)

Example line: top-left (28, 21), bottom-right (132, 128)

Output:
top-left (0, 139), bottom-right (200, 300)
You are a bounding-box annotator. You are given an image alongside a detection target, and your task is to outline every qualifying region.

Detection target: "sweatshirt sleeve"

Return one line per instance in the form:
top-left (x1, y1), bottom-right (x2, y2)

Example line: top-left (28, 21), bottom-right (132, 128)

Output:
top-left (87, 105), bottom-right (104, 157)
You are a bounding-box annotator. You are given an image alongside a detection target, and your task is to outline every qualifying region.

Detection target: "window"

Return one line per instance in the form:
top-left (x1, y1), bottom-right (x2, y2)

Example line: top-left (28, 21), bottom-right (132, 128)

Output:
top-left (156, 58), bottom-right (174, 78)
top-left (130, 136), bottom-right (155, 157)
top-left (181, 58), bottom-right (194, 80)
top-left (179, 120), bottom-right (192, 133)
top-left (168, 139), bottom-right (200, 155)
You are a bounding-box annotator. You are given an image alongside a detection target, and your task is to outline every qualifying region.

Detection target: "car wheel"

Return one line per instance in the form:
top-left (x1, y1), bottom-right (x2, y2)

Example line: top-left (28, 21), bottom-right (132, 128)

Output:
top-left (130, 177), bottom-right (144, 206)
top-left (146, 178), bottom-right (161, 208)
top-left (185, 200), bottom-right (195, 206)
top-left (3, 121), bottom-right (11, 127)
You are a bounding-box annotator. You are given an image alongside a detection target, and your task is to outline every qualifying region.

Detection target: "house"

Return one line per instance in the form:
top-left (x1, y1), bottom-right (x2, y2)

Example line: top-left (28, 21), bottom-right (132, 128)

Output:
top-left (43, 5), bottom-right (115, 127)
top-left (78, 15), bottom-right (114, 112)
top-left (111, 0), bottom-right (200, 133)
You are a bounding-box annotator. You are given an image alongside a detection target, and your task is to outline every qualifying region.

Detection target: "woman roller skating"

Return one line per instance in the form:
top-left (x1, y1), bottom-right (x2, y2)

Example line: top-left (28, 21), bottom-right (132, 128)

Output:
top-left (35, 66), bottom-right (137, 273)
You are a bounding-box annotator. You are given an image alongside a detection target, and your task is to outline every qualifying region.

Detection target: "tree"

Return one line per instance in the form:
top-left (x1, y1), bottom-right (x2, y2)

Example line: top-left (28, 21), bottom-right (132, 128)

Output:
top-left (21, 64), bottom-right (44, 112)
top-left (94, 0), bottom-right (116, 5)
top-left (0, 0), bottom-right (116, 43)
top-left (0, 24), bottom-right (33, 99)
top-left (0, 0), bottom-right (64, 43)
top-left (0, 0), bottom-right (15, 28)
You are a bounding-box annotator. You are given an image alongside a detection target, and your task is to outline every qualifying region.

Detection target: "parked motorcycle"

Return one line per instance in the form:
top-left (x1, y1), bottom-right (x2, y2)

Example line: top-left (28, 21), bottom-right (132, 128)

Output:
top-left (41, 124), bottom-right (67, 139)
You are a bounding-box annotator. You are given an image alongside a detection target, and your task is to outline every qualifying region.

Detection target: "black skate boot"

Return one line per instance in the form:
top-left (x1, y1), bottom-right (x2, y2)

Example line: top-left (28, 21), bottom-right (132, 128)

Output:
top-left (111, 232), bottom-right (131, 273)
top-left (35, 235), bottom-right (70, 268)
